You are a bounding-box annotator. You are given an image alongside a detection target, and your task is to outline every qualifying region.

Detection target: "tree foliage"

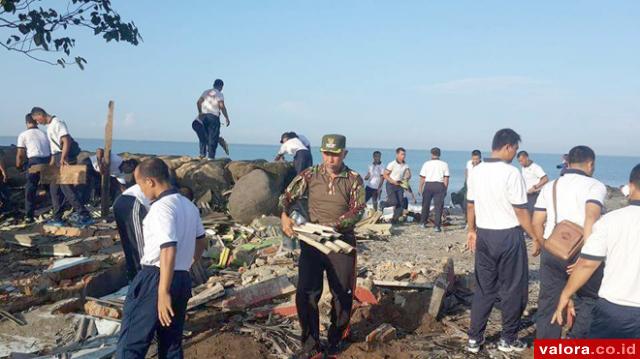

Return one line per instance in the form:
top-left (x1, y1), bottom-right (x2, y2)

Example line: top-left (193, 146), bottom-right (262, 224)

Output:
top-left (1, 0), bottom-right (141, 69)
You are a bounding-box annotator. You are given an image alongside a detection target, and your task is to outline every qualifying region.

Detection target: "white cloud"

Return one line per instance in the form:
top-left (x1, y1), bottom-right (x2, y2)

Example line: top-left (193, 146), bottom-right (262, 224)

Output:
top-left (419, 76), bottom-right (549, 95)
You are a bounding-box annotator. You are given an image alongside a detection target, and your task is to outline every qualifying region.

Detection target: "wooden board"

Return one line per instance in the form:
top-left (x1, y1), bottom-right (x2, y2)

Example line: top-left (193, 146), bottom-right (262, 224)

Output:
top-left (29, 164), bottom-right (87, 185)
top-left (101, 100), bottom-right (114, 217)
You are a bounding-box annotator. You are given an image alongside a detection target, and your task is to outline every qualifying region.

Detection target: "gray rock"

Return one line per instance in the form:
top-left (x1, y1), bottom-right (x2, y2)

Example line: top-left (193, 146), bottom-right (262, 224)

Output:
top-left (228, 169), bottom-right (280, 224)
top-left (605, 185), bottom-right (628, 212)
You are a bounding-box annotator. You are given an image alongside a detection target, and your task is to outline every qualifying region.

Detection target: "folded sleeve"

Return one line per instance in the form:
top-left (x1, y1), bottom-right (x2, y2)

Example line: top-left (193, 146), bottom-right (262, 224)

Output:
top-left (17, 133), bottom-right (25, 148)
top-left (580, 218), bottom-right (608, 260)
top-left (586, 182), bottom-right (607, 209)
top-left (508, 169), bottom-right (528, 206)
top-left (534, 164), bottom-right (547, 178)
top-left (534, 183), bottom-right (550, 211)
top-left (444, 163), bottom-right (450, 177)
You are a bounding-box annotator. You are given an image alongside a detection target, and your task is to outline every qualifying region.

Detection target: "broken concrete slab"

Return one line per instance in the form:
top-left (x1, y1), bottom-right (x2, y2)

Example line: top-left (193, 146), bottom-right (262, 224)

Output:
top-left (44, 257), bottom-right (101, 282)
top-left (251, 301), bottom-right (297, 318)
top-left (2, 232), bottom-right (48, 248)
top-left (42, 225), bottom-right (96, 238)
top-left (427, 258), bottom-right (455, 320)
top-left (187, 283), bottom-right (225, 311)
top-left (39, 236), bottom-right (115, 257)
top-left (221, 276), bottom-right (295, 310)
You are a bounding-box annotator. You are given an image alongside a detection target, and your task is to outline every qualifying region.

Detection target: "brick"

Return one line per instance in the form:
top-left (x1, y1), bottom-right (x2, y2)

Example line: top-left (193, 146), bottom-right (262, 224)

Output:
top-left (252, 301), bottom-right (297, 318)
top-left (42, 225), bottom-right (96, 238)
top-left (366, 323), bottom-right (396, 344)
top-left (44, 257), bottom-right (101, 282)
top-left (84, 300), bottom-right (121, 319)
top-left (222, 276), bottom-right (296, 310)
top-left (354, 286), bottom-right (378, 305)
top-left (40, 235), bottom-right (114, 257)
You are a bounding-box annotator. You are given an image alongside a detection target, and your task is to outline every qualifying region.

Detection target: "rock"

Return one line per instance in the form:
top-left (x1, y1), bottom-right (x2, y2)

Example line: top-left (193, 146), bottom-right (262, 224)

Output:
top-left (259, 162), bottom-right (297, 191)
top-left (229, 169), bottom-right (280, 224)
top-left (226, 160), bottom-right (266, 183)
top-left (176, 159), bottom-right (232, 206)
top-left (605, 185), bottom-right (628, 212)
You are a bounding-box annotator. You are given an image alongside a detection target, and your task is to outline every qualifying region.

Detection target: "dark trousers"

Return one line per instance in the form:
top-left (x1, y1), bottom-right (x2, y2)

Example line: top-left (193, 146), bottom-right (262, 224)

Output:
top-left (114, 195), bottom-right (147, 282)
top-left (116, 266), bottom-right (192, 359)
top-left (80, 158), bottom-right (122, 205)
top-left (536, 248), bottom-right (603, 338)
top-left (365, 186), bottom-right (380, 211)
top-left (293, 149), bottom-right (313, 174)
top-left (589, 298), bottom-right (640, 338)
top-left (527, 192), bottom-right (539, 215)
top-left (421, 182), bottom-right (446, 227)
top-left (50, 153), bottom-right (89, 221)
top-left (296, 235), bottom-right (356, 350)
top-left (385, 182), bottom-right (404, 222)
top-left (202, 114), bottom-right (221, 159)
top-left (469, 227), bottom-right (528, 342)
top-left (191, 120), bottom-right (207, 157)
top-left (25, 156), bottom-right (49, 219)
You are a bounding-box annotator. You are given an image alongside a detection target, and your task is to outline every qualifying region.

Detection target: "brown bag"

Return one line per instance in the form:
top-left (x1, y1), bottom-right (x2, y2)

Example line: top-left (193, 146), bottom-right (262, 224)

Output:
top-left (543, 179), bottom-right (585, 261)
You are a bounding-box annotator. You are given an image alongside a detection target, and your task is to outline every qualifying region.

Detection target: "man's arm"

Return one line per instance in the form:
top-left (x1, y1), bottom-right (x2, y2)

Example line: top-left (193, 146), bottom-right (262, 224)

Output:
top-left (418, 176), bottom-right (425, 194)
top-left (551, 258), bottom-right (602, 325)
top-left (16, 148), bottom-right (26, 170)
top-left (443, 176), bottom-right (449, 189)
top-left (383, 170), bottom-right (397, 186)
top-left (60, 136), bottom-right (71, 166)
top-left (193, 236), bottom-right (207, 263)
top-left (335, 175), bottom-right (366, 232)
top-left (279, 172), bottom-right (310, 236)
top-left (466, 202), bottom-right (477, 251)
top-left (405, 168), bottom-right (412, 180)
top-left (197, 97), bottom-right (204, 115)
top-left (530, 175), bottom-right (548, 193)
top-left (158, 246), bottom-right (177, 327)
top-left (219, 101), bottom-right (230, 126)
top-left (532, 210), bottom-right (546, 256)
top-left (583, 202), bottom-right (602, 241)
top-left (514, 206), bottom-right (541, 256)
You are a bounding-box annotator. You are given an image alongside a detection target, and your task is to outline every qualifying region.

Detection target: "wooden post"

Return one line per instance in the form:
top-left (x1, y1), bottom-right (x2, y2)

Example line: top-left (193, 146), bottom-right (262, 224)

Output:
top-left (101, 101), bottom-right (114, 218)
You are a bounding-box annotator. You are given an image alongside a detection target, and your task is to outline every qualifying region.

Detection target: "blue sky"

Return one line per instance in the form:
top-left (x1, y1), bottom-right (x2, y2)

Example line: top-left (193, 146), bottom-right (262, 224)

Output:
top-left (1, 0), bottom-right (639, 156)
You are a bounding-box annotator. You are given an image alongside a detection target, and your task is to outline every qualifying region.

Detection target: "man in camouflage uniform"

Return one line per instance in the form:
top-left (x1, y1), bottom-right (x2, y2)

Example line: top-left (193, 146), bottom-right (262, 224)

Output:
top-left (280, 134), bottom-right (365, 358)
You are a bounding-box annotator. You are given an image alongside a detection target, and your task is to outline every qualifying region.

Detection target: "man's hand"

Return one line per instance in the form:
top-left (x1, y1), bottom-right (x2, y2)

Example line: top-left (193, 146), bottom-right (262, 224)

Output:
top-left (0, 171), bottom-right (7, 183)
top-left (566, 261), bottom-right (578, 275)
top-left (225, 119), bottom-right (230, 127)
top-left (531, 240), bottom-right (542, 257)
top-left (60, 158), bottom-right (69, 167)
top-left (281, 213), bottom-right (295, 237)
top-left (467, 231), bottom-right (477, 252)
top-left (158, 291), bottom-right (174, 327)
top-left (551, 295), bottom-right (575, 326)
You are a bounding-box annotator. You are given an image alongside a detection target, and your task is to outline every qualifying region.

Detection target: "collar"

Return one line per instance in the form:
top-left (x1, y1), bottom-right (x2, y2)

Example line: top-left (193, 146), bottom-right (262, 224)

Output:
top-left (563, 168), bottom-right (589, 177)
top-left (630, 200), bottom-right (640, 206)
top-left (320, 164), bottom-right (349, 178)
top-left (524, 160), bottom-right (534, 168)
top-left (484, 158), bottom-right (507, 163)
top-left (151, 187), bottom-right (178, 206)
top-left (395, 159), bottom-right (405, 165)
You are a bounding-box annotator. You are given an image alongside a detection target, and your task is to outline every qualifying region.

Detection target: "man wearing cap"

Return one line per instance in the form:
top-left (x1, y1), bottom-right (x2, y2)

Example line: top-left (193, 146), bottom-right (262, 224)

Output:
top-left (280, 134), bottom-right (365, 358)
top-left (275, 132), bottom-right (313, 174)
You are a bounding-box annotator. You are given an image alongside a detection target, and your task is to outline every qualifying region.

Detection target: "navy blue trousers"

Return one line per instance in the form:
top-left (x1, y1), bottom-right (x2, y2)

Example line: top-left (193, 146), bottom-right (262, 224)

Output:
top-left (25, 156), bottom-right (49, 219)
top-left (116, 266), bottom-right (192, 359)
top-left (202, 114), bottom-right (220, 159)
top-left (468, 227), bottom-right (529, 342)
top-left (50, 153), bottom-right (89, 221)
top-left (589, 298), bottom-right (640, 338)
top-left (191, 120), bottom-right (207, 157)
top-left (293, 149), bottom-right (313, 174)
top-left (385, 182), bottom-right (404, 222)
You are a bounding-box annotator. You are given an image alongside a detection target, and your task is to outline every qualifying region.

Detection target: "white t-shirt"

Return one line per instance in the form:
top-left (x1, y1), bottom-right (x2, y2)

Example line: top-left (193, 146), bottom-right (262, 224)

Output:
top-left (46, 116), bottom-right (70, 154)
top-left (467, 159), bottom-right (527, 230)
top-left (521, 162), bottom-right (547, 192)
top-left (141, 191), bottom-right (205, 271)
top-left (386, 160), bottom-right (409, 182)
top-left (278, 138), bottom-right (308, 156)
top-left (121, 184), bottom-right (150, 210)
top-left (90, 153), bottom-right (126, 184)
top-left (366, 163), bottom-right (384, 189)
top-left (580, 202), bottom-right (640, 307)
top-left (17, 128), bottom-right (51, 159)
top-left (534, 170), bottom-right (607, 238)
top-left (419, 159), bottom-right (450, 183)
top-left (200, 88), bottom-right (225, 116)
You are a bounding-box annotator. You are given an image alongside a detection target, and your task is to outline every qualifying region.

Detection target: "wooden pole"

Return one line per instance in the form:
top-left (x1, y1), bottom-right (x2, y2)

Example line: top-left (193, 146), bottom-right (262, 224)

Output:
top-left (101, 101), bottom-right (114, 218)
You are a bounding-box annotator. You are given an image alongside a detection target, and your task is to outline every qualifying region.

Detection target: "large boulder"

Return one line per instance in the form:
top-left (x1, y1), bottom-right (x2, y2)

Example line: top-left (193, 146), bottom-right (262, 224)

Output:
top-left (226, 160), bottom-right (262, 183)
top-left (259, 162), bottom-right (297, 192)
top-left (605, 185), bottom-right (628, 212)
top-left (228, 169), bottom-right (280, 224)
top-left (175, 159), bottom-right (232, 206)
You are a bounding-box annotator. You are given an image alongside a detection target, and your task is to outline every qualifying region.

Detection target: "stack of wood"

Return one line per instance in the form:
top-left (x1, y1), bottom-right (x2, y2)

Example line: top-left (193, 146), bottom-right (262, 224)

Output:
top-left (355, 211), bottom-right (392, 239)
top-left (293, 223), bottom-right (355, 255)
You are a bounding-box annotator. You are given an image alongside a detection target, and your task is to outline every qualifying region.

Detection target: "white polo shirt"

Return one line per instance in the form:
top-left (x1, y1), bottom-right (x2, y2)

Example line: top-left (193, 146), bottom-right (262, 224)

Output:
top-left (278, 138), bottom-right (308, 156)
top-left (386, 160), bottom-right (409, 182)
top-left (534, 169), bottom-right (607, 238)
top-left (419, 159), bottom-right (450, 183)
top-left (366, 163), bottom-right (384, 189)
top-left (200, 88), bottom-right (224, 116)
top-left (122, 184), bottom-right (150, 210)
top-left (90, 153), bottom-right (126, 184)
top-left (466, 159), bottom-right (528, 230)
top-left (17, 128), bottom-right (51, 159)
top-left (580, 201), bottom-right (640, 307)
top-left (521, 161), bottom-right (547, 192)
top-left (141, 190), bottom-right (205, 271)
top-left (46, 116), bottom-right (70, 154)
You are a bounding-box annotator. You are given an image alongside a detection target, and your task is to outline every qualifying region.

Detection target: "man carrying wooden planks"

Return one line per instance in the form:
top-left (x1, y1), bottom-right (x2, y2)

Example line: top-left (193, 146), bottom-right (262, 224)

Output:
top-left (279, 134), bottom-right (366, 358)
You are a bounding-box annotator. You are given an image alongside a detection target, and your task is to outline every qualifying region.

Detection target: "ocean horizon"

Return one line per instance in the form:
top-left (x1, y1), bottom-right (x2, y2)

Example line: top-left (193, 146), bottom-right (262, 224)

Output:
top-left (1, 136), bottom-right (637, 204)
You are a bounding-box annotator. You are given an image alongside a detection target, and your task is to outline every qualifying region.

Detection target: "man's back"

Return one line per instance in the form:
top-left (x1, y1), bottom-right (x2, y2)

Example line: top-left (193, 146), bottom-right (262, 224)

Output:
top-left (420, 159), bottom-right (449, 182)
top-left (535, 169), bottom-right (606, 238)
top-left (200, 88), bottom-right (224, 116)
top-left (17, 128), bottom-right (50, 159)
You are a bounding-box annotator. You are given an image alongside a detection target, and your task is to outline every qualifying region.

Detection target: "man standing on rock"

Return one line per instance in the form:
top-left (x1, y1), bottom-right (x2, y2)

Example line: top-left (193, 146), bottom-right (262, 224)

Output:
top-left (418, 147), bottom-right (449, 232)
top-left (31, 106), bottom-right (93, 227)
top-left (466, 128), bottom-right (541, 353)
top-left (517, 151), bottom-right (548, 214)
top-left (275, 132), bottom-right (313, 174)
top-left (384, 148), bottom-right (410, 224)
top-left (280, 134), bottom-right (365, 358)
top-left (16, 114), bottom-right (51, 223)
top-left (197, 79), bottom-right (230, 159)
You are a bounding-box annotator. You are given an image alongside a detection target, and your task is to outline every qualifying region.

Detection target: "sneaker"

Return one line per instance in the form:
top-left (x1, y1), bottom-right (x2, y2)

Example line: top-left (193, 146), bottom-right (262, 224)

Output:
top-left (72, 215), bottom-right (95, 228)
top-left (497, 338), bottom-right (527, 353)
top-left (434, 226), bottom-right (442, 233)
top-left (467, 338), bottom-right (484, 354)
top-left (46, 219), bottom-right (66, 227)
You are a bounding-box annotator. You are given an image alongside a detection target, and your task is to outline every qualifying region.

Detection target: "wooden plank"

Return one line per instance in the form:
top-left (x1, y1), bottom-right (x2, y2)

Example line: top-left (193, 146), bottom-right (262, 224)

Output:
top-left (30, 164), bottom-right (87, 185)
top-left (101, 100), bottom-right (114, 218)
top-left (221, 276), bottom-right (295, 310)
top-left (428, 258), bottom-right (455, 319)
top-left (372, 280), bottom-right (433, 290)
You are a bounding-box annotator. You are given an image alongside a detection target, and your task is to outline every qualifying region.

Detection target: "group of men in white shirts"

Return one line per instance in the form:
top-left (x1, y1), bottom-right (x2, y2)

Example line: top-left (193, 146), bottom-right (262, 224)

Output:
top-left (362, 128), bottom-right (640, 351)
